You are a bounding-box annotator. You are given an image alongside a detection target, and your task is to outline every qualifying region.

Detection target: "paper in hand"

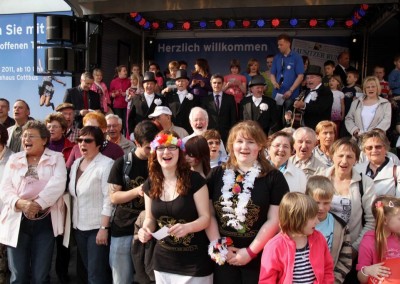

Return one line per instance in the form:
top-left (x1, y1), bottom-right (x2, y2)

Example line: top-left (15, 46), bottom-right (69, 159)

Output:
top-left (151, 226), bottom-right (170, 240)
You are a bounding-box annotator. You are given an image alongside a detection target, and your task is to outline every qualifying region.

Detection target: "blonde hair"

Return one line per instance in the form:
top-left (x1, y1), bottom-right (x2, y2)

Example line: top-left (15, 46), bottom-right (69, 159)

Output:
top-left (372, 196), bottom-right (400, 262)
top-left (306, 176), bottom-right (335, 200)
top-left (225, 121), bottom-right (274, 177)
top-left (279, 192), bottom-right (318, 235)
top-left (315, 120), bottom-right (337, 136)
top-left (363, 76), bottom-right (382, 97)
top-left (330, 75), bottom-right (343, 90)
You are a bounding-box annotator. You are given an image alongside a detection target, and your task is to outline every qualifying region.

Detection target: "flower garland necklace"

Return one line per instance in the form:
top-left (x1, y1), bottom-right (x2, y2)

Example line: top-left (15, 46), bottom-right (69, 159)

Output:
top-left (221, 162), bottom-right (261, 232)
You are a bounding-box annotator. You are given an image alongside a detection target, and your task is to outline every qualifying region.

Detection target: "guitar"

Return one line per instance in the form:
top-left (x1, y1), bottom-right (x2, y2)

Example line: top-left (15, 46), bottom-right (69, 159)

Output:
top-left (290, 90), bottom-right (307, 129)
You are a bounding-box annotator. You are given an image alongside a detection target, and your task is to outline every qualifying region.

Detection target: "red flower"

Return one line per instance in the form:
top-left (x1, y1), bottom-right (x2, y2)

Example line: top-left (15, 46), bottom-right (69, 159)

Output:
top-left (236, 174), bottom-right (244, 183)
top-left (225, 237), bottom-right (233, 246)
top-left (232, 184), bottom-right (241, 194)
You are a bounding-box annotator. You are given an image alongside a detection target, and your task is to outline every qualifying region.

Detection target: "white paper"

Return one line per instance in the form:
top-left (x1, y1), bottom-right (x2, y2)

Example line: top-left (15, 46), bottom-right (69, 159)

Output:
top-left (151, 226), bottom-right (170, 240)
top-left (275, 93), bottom-right (285, 106)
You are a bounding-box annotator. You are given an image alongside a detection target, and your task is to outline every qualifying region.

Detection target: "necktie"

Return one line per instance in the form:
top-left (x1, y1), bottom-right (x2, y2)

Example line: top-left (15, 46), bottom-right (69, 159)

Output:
top-left (215, 94), bottom-right (220, 111)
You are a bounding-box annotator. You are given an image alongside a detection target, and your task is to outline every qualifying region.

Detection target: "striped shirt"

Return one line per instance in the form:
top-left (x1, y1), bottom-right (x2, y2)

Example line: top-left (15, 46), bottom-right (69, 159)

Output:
top-left (293, 243), bottom-right (316, 284)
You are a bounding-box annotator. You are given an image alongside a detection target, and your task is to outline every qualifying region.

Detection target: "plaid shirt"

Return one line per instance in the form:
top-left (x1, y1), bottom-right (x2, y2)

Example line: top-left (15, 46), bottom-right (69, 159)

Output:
top-left (66, 126), bottom-right (80, 143)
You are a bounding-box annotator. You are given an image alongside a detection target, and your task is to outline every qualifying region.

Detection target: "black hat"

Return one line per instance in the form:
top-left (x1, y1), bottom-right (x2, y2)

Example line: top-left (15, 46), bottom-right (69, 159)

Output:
top-left (175, 69), bottom-right (189, 80)
top-left (143, 71), bottom-right (157, 83)
top-left (248, 75), bottom-right (266, 88)
top-left (305, 65), bottom-right (323, 77)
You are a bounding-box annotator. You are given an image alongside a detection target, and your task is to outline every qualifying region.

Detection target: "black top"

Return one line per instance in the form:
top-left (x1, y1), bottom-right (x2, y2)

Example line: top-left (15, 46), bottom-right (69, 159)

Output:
top-left (108, 153), bottom-right (148, 237)
top-left (207, 166), bottom-right (289, 268)
top-left (143, 171), bottom-right (213, 277)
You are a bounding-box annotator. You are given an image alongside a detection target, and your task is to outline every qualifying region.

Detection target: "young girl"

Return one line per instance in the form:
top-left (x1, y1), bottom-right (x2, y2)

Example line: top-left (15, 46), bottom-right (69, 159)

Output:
top-left (125, 74), bottom-right (144, 137)
top-left (357, 196), bottom-right (400, 283)
top-left (91, 68), bottom-right (111, 114)
top-left (259, 192), bottom-right (334, 284)
top-left (110, 65), bottom-right (130, 134)
top-left (329, 75), bottom-right (345, 137)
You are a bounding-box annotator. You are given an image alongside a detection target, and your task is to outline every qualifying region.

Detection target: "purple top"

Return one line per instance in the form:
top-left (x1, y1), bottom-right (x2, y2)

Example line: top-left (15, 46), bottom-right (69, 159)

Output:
top-left (189, 73), bottom-right (212, 98)
top-left (48, 137), bottom-right (65, 153)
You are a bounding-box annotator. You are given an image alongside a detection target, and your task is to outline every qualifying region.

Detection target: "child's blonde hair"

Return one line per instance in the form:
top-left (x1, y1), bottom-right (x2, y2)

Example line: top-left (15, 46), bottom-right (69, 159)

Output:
top-left (305, 176), bottom-right (335, 201)
top-left (279, 192), bottom-right (318, 235)
top-left (329, 75), bottom-right (343, 90)
top-left (372, 196), bottom-right (400, 262)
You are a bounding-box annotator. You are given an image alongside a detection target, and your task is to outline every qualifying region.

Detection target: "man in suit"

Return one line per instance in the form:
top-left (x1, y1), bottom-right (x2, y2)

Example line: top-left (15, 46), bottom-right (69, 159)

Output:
top-left (200, 74), bottom-right (237, 144)
top-left (333, 51), bottom-right (357, 86)
top-left (165, 69), bottom-right (199, 133)
top-left (63, 72), bottom-right (101, 128)
top-left (293, 65), bottom-right (334, 130)
top-left (127, 71), bottom-right (165, 134)
top-left (239, 75), bottom-right (278, 135)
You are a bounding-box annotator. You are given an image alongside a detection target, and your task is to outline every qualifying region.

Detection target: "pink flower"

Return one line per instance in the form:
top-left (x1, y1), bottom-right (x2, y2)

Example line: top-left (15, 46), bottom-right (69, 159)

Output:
top-left (232, 184), bottom-right (241, 194)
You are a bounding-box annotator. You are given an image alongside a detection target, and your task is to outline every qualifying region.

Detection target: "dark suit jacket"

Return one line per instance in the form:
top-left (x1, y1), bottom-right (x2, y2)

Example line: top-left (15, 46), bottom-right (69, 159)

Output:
top-left (128, 94), bottom-right (165, 134)
top-left (200, 93), bottom-right (237, 143)
top-left (239, 96), bottom-right (278, 135)
top-left (63, 86), bottom-right (101, 128)
top-left (303, 85), bottom-right (334, 130)
top-left (165, 92), bottom-right (199, 134)
top-left (334, 64), bottom-right (357, 87)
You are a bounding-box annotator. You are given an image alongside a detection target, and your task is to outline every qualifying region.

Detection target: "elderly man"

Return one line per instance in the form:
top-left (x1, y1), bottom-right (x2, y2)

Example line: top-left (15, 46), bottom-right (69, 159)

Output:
top-left (56, 103), bottom-right (80, 143)
top-left (292, 65), bottom-right (334, 130)
top-left (288, 127), bottom-right (327, 178)
top-left (0, 98), bottom-right (15, 128)
top-left (63, 72), bottom-right (101, 128)
top-left (106, 114), bottom-right (134, 155)
top-left (148, 106), bottom-right (188, 139)
top-left (7, 100), bottom-right (31, 152)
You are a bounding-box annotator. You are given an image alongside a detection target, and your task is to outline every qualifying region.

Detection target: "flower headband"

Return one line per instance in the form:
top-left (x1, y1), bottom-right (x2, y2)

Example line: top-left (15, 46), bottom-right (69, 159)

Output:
top-left (150, 133), bottom-right (185, 153)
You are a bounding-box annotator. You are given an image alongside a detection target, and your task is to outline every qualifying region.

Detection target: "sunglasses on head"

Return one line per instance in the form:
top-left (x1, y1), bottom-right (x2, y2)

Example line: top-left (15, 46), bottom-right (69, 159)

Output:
top-left (77, 138), bottom-right (95, 144)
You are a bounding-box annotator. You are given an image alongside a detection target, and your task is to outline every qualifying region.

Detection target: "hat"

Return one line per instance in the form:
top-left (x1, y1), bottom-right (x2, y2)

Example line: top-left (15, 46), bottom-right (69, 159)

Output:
top-left (55, 102), bottom-right (74, 112)
top-left (143, 71), bottom-right (157, 83)
top-left (148, 106), bottom-right (173, 118)
top-left (175, 69), bottom-right (189, 80)
top-left (305, 65), bottom-right (323, 77)
top-left (248, 75), bottom-right (266, 88)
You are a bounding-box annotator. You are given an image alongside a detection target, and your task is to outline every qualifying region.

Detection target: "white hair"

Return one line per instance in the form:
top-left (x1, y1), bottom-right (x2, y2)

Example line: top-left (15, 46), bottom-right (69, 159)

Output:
top-left (293, 127), bottom-right (317, 142)
top-left (105, 113), bottom-right (123, 125)
top-left (189, 107), bottom-right (208, 122)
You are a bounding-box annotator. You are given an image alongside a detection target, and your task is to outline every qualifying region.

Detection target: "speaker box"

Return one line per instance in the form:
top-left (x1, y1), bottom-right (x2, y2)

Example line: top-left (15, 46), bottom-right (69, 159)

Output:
top-left (46, 15), bottom-right (73, 42)
top-left (89, 33), bottom-right (102, 68)
top-left (45, 47), bottom-right (76, 72)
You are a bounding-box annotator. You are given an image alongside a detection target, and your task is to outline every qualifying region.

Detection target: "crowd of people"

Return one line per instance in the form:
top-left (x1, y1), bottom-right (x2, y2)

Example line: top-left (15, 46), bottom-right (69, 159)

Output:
top-left (0, 33), bottom-right (400, 284)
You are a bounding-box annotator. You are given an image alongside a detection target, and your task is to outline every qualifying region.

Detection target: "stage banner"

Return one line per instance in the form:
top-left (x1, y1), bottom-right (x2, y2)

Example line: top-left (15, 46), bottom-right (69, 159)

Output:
top-left (0, 12), bottom-right (72, 119)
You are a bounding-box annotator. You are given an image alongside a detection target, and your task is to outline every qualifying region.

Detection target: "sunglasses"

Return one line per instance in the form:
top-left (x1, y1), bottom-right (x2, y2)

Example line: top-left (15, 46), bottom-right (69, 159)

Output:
top-left (364, 145), bottom-right (384, 151)
top-left (156, 145), bottom-right (179, 152)
top-left (77, 138), bottom-right (95, 144)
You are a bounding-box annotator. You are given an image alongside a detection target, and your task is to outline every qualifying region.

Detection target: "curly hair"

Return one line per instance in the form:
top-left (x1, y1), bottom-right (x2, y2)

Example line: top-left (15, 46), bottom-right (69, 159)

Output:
top-left (44, 112), bottom-right (68, 132)
top-left (148, 130), bottom-right (191, 199)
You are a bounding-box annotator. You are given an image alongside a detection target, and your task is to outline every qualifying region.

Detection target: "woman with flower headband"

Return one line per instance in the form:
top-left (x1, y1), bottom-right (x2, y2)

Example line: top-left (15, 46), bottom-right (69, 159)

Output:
top-left (207, 120), bottom-right (289, 284)
top-left (138, 130), bottom-right (213, 283)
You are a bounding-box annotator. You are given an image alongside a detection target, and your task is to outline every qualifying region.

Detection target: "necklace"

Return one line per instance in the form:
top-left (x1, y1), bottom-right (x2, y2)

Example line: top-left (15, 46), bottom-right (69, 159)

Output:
top-left (220, 162), bottom-right (261, 232)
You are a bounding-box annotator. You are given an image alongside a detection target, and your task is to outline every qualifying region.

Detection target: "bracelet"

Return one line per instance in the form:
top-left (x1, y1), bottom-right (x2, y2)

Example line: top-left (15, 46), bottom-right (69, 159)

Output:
top-left (246, 247), bottom-right (257, 259)
top-left (100, 226), bottom-right (110, 230)
top-left (360, 266), bottom-right (369, 277)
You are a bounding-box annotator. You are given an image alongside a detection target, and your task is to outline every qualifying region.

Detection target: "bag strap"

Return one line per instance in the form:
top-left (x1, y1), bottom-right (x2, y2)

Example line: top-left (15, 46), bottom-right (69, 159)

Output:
top-left (393, 165), bottom-right (397, 186)
top-left (123, 149), bottom-right (134, 189)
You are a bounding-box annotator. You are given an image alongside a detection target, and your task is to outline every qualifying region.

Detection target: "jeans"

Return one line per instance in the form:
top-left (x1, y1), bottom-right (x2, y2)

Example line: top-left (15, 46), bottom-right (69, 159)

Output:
top-left (109, 235), bottom-right (134, 284)
top-left (7, 215), bottom-right (55, 284)
top-left (74, 229), bottom-right (112, 284)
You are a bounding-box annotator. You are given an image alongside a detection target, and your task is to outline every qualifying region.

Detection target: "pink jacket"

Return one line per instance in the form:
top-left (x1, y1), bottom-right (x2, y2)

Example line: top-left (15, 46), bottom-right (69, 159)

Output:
top-left (90, 81), bottom-right (111, 113)
top-left (109, 77), bottom-right (130, 109)
top-left (0, 148), bottom-right (67, 247)
top-left (259, 231), bottom-right (334, 284)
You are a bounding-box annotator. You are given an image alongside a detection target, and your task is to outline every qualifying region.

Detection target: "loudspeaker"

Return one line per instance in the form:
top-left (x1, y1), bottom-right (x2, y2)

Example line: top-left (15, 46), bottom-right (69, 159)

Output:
top-left (45, 47), bottom-right (76, 72)
top-left (46, 15), bottom-right (73, 42)
top-left (89, 33), bottom-right (102, 68)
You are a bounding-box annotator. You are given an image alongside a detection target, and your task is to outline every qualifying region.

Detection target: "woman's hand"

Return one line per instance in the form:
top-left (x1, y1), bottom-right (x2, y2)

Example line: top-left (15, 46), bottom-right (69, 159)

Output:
top-left (16, 199), bottom-right (41, 217)
top-left (363, 262), bottom-right (391, 281)
top-left (96, 228), bottom-right (109, 246)
top-left (138, 227), bottom-right (153, 243)
top-left (227, 247), bottom-right (252, 266)
top-left (168, 223), bottom-right (191, 238)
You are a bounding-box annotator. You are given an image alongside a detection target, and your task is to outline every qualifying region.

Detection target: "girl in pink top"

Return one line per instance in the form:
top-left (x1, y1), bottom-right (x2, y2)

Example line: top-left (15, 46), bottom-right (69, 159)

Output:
top-left (223, 59), bottom-right (247, 105)
top-left (91, 68), bottom-right (111, 114)
top-left (259, 192), bottom-right (334, 284)
top-left (357, 196), bottom-right (400, 283)
top-left (110, 65), bottom-right (130, 134)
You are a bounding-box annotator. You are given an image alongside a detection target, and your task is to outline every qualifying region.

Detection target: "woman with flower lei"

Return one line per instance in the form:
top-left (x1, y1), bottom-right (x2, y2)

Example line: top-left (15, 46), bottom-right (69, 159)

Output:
top-left (138, 131), bottom-right (213, 284)
top-left (207, 121), bottom-right (289, 284)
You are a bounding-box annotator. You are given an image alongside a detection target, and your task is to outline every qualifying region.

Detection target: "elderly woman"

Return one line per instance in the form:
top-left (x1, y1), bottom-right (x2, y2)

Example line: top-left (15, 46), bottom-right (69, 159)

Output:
top-left (356, 130), bottom-right (400, 197)
top-left (45, 112), bottom-right (75, 162)
top-left (185, 135), bottom-right (211, 178)
top-left (0, 121), bottom-right (67, 283)
top-left (267, 131), bottom-right (307, 193)
top-left (69, 126), bottom-right (114, 283)
top-left (313, 120), bottom-right (337, 167)
top-left (207, 121), bottom-right (289, 284)
top-left (345, 76), bottom-right (392, 139)
top-left (203, 129), bottom-right (228, 168)
top-left (138, 130), bottom-right (212, 283)
top-left (320, 138), bottom-right (375, 278)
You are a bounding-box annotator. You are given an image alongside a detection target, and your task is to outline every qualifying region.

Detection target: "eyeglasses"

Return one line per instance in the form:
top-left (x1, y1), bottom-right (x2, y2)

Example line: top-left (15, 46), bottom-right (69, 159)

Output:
top-left (208, 141), bottom-right (220, 146)
top-left (22, 134), bottom-right (41, 140)
top-left (156, 145), bottom-right (179, 152)
top-left (47, 125), bottom-right (61, 130)
top-left (364, 145), bottom-right (384, 151)
top-left (77, 138), bottom-right (95, 144)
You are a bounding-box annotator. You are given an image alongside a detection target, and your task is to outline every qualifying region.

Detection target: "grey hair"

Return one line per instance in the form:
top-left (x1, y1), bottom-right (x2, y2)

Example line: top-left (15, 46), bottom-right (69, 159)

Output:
top-left (189, 107), bottom-right (208, 122)
top-left (105, 114), bottom-right (123, 125)
top-left (293, 127), bottom-right (317, 142)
